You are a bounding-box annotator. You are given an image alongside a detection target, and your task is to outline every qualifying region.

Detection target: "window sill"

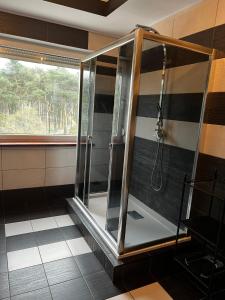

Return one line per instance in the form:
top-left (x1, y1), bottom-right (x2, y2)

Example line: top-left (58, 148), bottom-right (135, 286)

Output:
top-left (0, 142), bottom-right (77, 147)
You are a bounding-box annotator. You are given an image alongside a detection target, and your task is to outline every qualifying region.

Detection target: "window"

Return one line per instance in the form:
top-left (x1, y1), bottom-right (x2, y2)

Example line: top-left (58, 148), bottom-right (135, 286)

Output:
top-left (0, 47), bottom-right (80, 142)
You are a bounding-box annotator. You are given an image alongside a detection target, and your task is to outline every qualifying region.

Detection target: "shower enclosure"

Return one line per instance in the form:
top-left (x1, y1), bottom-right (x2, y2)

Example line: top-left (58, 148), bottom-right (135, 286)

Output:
top-left (73, 28), bottom-right (214, 258)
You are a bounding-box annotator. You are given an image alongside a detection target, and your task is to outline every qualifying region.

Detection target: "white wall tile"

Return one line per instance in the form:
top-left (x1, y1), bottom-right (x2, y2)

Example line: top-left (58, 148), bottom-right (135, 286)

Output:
top-left (2, 148), bottom-right (45, 170)
top-left (46, 147), bottom-right (76, 168)
top-left (3, 169), bottom-right (45, 190)
top-left (135, 117), bottom-right (199, 151)
top-left (45, 167), bottom-right (75, 186)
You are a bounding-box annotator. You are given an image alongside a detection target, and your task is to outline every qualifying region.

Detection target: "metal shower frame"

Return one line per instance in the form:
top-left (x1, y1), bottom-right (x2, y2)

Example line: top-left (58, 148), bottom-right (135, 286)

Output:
top-left (74, 28), bottom-right (215, 258)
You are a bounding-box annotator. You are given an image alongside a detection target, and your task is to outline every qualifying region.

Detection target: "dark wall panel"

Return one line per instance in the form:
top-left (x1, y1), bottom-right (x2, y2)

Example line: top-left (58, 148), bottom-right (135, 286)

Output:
top-left (0, 11), bottom-right (88, 49)
top-left (137, 93), bottom-right (203, 122)
top-left (130, 137), bottom-right (195, 225)
top-left (204, 92), bottom-right (225, 125)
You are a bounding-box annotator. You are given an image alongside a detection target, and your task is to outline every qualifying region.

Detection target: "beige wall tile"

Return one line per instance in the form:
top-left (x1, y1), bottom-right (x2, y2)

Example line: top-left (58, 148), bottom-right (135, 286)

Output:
top-left (135, 117), bottom-right (200, 151)
top-left (215, 0), bottom-right (225, 26)
top-left (45, 167), bottom-right (75, 186)
top-left (95, 74), bottom-right (116, 95)
top-left (0, 147), bottom-right (2, 170)
top-left (0, 171), bottom-right (2, 190)
top-left (88, 32), bottom-right (116, 50)
top-left (199, 124), bottom-right (225, 159)
top-left (173, 0), bottom-right (218, 38)
top-left (152, 16), bottom-right (174, 37)
top-left (46, 147), bottom-right (76, 168)
top-left (2, 148), bottom-right (45, 170)
top-left (140, 62), bottom-right (209, 95)
top-left (3, 169), bottom-right (45, 190)
top-left (208, 58), bottom-right (225, 92)
top-left (88, 32), bottom-right (118, 57)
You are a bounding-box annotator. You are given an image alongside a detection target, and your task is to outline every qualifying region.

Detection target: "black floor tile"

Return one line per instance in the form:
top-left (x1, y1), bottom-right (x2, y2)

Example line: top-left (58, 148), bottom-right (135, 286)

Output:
top-left (11, 287), bottom-right (52, 300)
top-left (6, 233), bottom-right (36, 252)
top-left (60, 225), bottom-right (82, 240)
top-left (75, 253), bottom-right (103, 276)
top-left (44, 257), bottom-right (81, 286)
top-left (9, 265), bottom-right (48, 296)
top-left (50, 278), bottom-right (93, 300)
top-left (0, 272), bottom-right (10, 300)
top-left (0, 254), bottom-right (8, 274)
top-left (85, 270), bottom-right (124, 300)
top-left (34, 228), bottom-right (65, 246)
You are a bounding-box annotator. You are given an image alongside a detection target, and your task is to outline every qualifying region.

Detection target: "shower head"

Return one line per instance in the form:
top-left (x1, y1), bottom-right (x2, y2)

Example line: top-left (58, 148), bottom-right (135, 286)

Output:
top-left (135, 24), bottom-right (160, 34)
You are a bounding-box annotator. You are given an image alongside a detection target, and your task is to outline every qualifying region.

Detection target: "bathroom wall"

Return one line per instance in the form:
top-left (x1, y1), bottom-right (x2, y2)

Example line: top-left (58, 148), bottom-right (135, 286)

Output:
top-left (0, 16), bottom-right (116, 199)
top-left (131, 0), bottom-right (225, 221)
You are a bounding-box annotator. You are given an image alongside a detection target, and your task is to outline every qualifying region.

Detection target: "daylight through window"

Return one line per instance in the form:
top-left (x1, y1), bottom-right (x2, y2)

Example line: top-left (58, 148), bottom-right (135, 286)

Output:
top-left (0, 55), bottom-right (79, 137)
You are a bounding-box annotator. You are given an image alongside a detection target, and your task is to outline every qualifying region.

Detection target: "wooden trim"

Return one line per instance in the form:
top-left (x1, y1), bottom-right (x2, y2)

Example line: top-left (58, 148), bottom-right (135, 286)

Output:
top-left (0, 135), bottom-right (77, 143)
top-left (0, 142), bottom-right (77, 147)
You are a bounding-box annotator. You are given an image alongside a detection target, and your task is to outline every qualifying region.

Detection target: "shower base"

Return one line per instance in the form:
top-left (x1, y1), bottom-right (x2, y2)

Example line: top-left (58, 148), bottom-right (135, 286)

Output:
top-left (88, 194), bottom-right (178, 248)
top-left (67, 196), bottom-right (187, 283)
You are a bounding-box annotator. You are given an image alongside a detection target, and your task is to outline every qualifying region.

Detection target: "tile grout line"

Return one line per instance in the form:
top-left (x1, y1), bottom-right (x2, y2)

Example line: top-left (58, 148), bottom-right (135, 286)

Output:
top-left (29, 213), bottom-right (54, 300)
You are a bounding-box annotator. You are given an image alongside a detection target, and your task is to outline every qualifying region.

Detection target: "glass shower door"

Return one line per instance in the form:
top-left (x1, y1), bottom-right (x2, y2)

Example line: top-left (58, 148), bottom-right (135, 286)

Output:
top-left (105, 41), bottom-right (134, 241)
top-left (75, 59), bottom-right (96, 205)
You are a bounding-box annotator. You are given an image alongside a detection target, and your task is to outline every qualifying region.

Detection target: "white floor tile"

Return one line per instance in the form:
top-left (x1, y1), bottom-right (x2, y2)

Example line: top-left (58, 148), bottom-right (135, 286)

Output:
top-left (130, 282), bottom-right (172, 300)
top-left (7, 247), bottom-right (42, 271)
top-left (106, 292), bottom-right (133, 299)
top-left (31, 217), bottom-right (58, 232)
top-left (5, 221), bottom-right (33, 237)
top-left (66, 238), bottom-right (92, 256)
top-left (54, 215), bottom-right (74, 227)
top-left (39, 241), bottom-right (72, 263)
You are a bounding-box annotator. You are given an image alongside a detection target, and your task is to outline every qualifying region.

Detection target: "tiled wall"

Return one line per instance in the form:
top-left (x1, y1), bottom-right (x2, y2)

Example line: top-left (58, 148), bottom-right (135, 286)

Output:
top-left (151, 0), bottom-right (225, 217)
top-left (0, 146), bottom-right (76, 190)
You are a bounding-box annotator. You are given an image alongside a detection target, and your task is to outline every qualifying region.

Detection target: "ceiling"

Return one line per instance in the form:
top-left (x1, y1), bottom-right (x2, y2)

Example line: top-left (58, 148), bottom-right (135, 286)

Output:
top-left (0, 0), bottom-right (202, 37)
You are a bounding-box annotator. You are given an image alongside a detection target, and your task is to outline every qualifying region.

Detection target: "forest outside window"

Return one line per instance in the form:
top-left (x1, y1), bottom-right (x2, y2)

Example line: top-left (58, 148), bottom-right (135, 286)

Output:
top-left (0, 46), bottom-right (80, 143)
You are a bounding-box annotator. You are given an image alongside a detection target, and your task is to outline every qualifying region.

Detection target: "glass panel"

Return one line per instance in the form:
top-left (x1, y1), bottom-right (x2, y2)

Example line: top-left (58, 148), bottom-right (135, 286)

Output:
top-left (124, 38), bottom-right (210, 249)
top-left (75, 59), bottom-right (96, 202)
top-left (105, 41), bottom-right (134, 241)
top-left (86, 48), bottom-right (118, 229)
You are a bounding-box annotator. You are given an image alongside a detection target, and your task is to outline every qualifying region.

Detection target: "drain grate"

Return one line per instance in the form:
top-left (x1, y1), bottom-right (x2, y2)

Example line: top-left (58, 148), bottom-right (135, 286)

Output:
top-left (127, 210), bottom-right (144, 220)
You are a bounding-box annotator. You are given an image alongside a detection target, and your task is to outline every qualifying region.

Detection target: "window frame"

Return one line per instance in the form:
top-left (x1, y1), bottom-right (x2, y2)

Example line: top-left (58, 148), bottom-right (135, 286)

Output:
top-left (0, 39), bottom-right (89, 145)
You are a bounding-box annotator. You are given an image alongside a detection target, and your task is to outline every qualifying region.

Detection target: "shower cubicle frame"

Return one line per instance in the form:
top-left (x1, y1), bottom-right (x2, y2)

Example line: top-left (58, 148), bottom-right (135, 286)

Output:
top-left (74, 28), bottom-right (215, 258)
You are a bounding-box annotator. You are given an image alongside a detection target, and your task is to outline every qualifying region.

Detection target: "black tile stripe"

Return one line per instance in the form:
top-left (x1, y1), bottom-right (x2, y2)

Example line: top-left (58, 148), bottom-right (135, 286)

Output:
top-left (96, 65), bottom-right (116, 76)
top-left (141, 44), bottom-right (209, 73)
top-left (130, 137), bottom-right (195, 225)
top-left (94, 94), bottom-right (114, 114)
top-left (98, 55), bottom-right (117, 65)
top-left (204, 92), bottom-right (225, 125)
top-left (137, 93), bottom-right (203, 122)
top-left (196, 153), bottom-right (225, 181)
top-left (0, 11), bottom-right (88, 49)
